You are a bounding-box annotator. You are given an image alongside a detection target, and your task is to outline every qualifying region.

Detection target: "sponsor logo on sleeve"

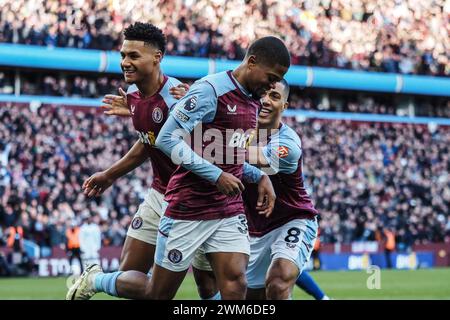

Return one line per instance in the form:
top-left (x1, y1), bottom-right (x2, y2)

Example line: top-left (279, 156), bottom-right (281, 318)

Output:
top-left (277, 146), bottom-right (289, 158)
top-left (183, 96), bottom-right (198, 111)
top-left (175, 109), bottom-right (190, 122)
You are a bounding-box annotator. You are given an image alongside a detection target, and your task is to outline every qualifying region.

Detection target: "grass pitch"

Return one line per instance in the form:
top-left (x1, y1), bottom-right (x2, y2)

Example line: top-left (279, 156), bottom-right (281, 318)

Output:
top-left (0, 268), bottom-right (449, 300)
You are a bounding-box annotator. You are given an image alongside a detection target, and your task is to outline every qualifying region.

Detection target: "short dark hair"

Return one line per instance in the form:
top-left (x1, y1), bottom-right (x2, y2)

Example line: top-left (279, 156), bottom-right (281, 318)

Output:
top-left (279, 79), bottom-right (290, 100)
top-left (124, 22), bottom-right (166, 54)
top-left (246, 36), bottom-right (291, 68)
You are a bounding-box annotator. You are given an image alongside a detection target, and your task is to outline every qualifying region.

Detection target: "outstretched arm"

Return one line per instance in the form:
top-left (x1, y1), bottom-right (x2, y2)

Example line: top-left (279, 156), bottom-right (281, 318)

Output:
top-left (156, 116), bottom-right (223, 183)
top-left (248, 133), bottom-right (302, 175)
top-left (156, 81), bottom-right (245, 196)
top-left (82, 140), bottom-right (148, 197)
top-left (101, 87), bottom-right (130, 117)
top-left (101, 83), bottom-right (190, 117)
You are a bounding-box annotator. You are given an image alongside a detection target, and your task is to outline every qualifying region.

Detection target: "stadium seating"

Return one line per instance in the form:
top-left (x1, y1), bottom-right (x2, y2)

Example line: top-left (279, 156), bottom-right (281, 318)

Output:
top-left (0, 0), bottom-right (449, 274)
top-left (0, 0), bottom-right (448, 76)
top-left (0, 104), bottom-right (448, 251)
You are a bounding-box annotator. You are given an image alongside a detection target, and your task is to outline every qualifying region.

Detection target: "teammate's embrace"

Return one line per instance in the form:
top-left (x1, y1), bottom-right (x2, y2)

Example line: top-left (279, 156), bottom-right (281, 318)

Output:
top-left (68, 36), bottom-right (290, 300)
top-left (243, 80), bottom-right (320, 300)
top-left (148, 36), bottom-right (290, 300)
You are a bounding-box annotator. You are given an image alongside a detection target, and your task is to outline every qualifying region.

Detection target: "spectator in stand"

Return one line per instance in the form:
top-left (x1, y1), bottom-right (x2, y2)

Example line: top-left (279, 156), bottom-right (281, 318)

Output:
top-left (0, 72), bottom-right (448, 118)
top-left (378, 226), bottom-right (396, 269)
top-left (0, 0), bottom-right (448, 76)
top-left (79, 215), bottom-right (101, 266)
top-left (65, 221), bottom-right (83, 274)
top-left (0, 103), bottom-right (448, 252)
top-left (0, 251), bottom-right (12, 276)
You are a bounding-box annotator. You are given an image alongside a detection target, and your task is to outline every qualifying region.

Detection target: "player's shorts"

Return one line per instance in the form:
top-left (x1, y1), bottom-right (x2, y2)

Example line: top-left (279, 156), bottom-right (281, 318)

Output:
top-left (192, 247), bottom-right (213, 272)
top-left (126, 188), bottom-right (164, 245)
top-left (155, 214), bottom-right (250, 272)
top-left (247, 218), bottom-right (318, 289)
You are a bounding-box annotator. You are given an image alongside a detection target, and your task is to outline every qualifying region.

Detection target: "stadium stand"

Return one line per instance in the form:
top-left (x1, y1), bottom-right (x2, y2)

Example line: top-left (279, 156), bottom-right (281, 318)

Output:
top-left (0, 0), bottom-right (448, 76)
top-left (0, 105), bottom-right (141, 252)
top-left (0, 0), bottom-right (449, 275)
top-left (0, 104), bottom-right (449, 255)
top-left (1, 71), bottom-right (449, 117)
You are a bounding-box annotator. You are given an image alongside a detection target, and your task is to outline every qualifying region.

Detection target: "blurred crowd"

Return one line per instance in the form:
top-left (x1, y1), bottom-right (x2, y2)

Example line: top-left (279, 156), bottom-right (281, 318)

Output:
top-left (288, 91), bottom-right (450, 118)
top-left (1, 104), bottom-right (449, 258)
top-left (0, 104), bottom-right (148, 255)
top-left (287, 117), bottom-right (450, 249)
top-left (0, 0), bottom-right (449, 76)
top-left (1, 71), bottom-right (449, 118)
top-left (0, 72), bottom-right (127, 98)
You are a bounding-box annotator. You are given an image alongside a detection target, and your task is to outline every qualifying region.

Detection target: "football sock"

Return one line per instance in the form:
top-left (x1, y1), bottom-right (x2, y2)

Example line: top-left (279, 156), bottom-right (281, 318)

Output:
top-left (94, 271), bottom-right (123, 297)
top-left (296, 271), bottom-right (325, 300)
top-left (202, 291), bottom-right (221, 300)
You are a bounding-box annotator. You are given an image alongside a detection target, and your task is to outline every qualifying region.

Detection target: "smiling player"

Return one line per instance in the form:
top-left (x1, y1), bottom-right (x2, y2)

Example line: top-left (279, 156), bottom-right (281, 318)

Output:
top-left (244, 80), bottom-right (320, 300)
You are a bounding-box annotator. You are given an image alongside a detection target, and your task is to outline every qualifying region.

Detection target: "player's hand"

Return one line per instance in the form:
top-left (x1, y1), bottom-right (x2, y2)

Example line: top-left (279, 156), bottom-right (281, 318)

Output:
top-left (216, 172), bottom-right (245, 196)
top-left (255, 175), bottom-right (276, 217)
top-left (169, 83), bottom-right (190, 99)
top-left (101, 88), bottom-right (130, 117)
top-left (82, 171), bottom-right (115, 197)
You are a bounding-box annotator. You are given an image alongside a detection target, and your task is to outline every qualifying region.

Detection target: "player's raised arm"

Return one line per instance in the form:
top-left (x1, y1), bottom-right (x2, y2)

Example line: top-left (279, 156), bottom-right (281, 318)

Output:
top-left (155, 81), bottom-right (244, 197)
top-left (101, 84), bottom-right (189, 117)
top-left (82, 140), bottom-right (148, 197)
top-left (101, 87), bottom-right (131, 117)
top-left (169, 83), bottom-right (190, 100)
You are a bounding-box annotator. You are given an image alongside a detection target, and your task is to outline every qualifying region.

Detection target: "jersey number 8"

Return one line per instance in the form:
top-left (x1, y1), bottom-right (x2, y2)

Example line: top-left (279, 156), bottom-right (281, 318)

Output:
top-left (284, 227), bottom-right (301, 243)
